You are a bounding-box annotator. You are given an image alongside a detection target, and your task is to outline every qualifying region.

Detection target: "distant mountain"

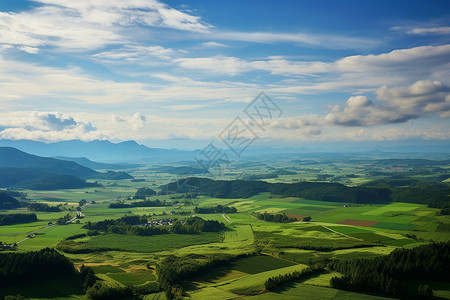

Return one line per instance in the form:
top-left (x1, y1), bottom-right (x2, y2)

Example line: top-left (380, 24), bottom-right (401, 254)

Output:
top-left (0, 139), bottom-right (198, 162)
top-left (0, 147), bottom-right (97, 178)
top-left (52, 156), bottom-right (143, 170)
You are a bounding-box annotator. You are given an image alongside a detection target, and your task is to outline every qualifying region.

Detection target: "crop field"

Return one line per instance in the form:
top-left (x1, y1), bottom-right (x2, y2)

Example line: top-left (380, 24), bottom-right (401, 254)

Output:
top-left (223, 225), bottom-right (254, 243)
top-left (199, 264), bottom-right (309, 296)
top-left (1, 158), bottom-right (450, 300)
top-left (85, 232), bottom-right (223, 253)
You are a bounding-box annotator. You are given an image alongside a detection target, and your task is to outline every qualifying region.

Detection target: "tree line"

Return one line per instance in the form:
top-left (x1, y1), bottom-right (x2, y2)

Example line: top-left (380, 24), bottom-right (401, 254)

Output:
top-left (157, 253), bottom-right (252, 299)
top-left (254, 212), bottom-right (297, 223)
top-left (0, 248), bottom-right (76, 287)
top-left (0, 213), bottom-right (37, 225)
top-left (160, 177), bottom-right (450, 208)
top-left (329, 241), bottom-right (450, 297)
top-left (28, 202), bottom-right (61, 212)
top-left (160, 177), bottom-right (392, 204)
top-left (109, 198), bottom-right (170, 209)
top-left (264, 264), bottom-right (324, 290)
top-left (83, 215), bottom-right (224, 236)
top-left (194, 204), bottom-right (237, 214)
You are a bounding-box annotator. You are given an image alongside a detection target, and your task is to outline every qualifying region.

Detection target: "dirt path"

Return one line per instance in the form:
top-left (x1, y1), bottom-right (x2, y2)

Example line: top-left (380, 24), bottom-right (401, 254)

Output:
top-left (222, 213), bottom-right (232, 223)
top-left (320, 225), bottom-right (363, 241)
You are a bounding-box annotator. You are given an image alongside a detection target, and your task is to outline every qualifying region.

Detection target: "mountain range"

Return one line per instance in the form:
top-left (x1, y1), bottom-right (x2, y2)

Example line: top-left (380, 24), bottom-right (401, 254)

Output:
top-left (0, 139), bottom-right (198, 162)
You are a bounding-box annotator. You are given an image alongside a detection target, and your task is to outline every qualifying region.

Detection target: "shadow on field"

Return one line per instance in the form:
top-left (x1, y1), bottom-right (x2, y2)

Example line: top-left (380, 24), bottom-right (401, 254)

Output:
top-left (0, 275), bottom-right (83, 299)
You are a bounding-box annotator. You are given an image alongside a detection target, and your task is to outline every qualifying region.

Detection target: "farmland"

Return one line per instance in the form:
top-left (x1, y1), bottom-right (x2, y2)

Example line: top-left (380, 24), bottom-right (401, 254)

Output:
top-left (1, 156), bottom-right (449, 300)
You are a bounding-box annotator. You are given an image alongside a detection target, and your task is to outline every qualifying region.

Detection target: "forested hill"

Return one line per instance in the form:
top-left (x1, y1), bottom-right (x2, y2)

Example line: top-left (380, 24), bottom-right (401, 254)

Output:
top-left (161, 177), bottom-right (449, 206)
top-left (0, 147), bottom-right (97, 178)
top-left (161, 177), bottom-right (392, 204)
top-left (0, 147), bottom-right (133, 189)
top-left (330, 241), bottom-right (450, 297)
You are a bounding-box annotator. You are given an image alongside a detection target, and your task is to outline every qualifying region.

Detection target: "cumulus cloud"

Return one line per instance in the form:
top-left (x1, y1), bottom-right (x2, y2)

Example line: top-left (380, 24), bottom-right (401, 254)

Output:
top-left (325, 81), bottom-right (450, 126)
top-left (130, 113), bottom-right (146, 130)
top-left (376, 80), bottom-right (450, 117)
top-left (325, 96), bottom-right (410, 126)
top-left (0, 111), bottom-right (98, 141)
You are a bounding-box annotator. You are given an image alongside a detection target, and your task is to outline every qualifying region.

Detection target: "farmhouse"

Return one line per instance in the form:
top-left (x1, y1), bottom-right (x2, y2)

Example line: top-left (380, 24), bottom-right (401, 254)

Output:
top-left (146, 218), bottom-right (174, 227)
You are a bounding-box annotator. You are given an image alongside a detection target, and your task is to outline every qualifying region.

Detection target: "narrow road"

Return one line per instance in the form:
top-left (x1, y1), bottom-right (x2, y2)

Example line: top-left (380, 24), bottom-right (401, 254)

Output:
top-left (222, 213), bottom-right (232, 223)
top-left (320, 225), bottom-right (363, 241)
top-left (15, 224), bottom-right (56, 244)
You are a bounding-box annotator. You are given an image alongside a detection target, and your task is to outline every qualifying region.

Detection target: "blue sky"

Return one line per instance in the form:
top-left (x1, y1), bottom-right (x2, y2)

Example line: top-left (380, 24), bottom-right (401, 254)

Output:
top-left (0, 0), bottom-right (449, 149)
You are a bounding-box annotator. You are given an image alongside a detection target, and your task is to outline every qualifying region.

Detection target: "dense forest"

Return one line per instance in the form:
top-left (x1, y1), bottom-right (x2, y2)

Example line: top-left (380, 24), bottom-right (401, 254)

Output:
top-left (0, 193), bottom-right (21, 209)
top-left (0, 248), bottom-right (76, 287)
top-left (264, 265), bottom-right (324, 290)
top-left (28, 202), bottom-right (61, 212)
top-left (157, 253), bottom-right (241, 299)
top-left (364, 179), bottom-right (450, 209)
top-left (160, 177), bottom-right (391, 204)
top-left (133, 187), bottom-right (157, 199)
top-left (161, 177), bottom-right (449, 207)
top-left (329, 242), bottom-right (450, 297)
top-left (0, 213), bottom-right (37, 225)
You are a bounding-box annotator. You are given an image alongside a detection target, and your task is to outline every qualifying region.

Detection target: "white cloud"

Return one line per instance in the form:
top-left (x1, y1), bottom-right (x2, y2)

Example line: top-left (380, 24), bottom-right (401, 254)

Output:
top-left (404, 27), bottom-right (450, 35)
top-left (201, 41), bottom-right (227, 48)
top-left (0, 0), bottom-right (209, 51)
top-left (167, 104), bottom-right (207, 111)
top-left (174, 56), bottom-right (250, 75)
top-left (171, 44), bottom-right (450, 85)
top-left (325, 81), bottom-right (450, 126)
top-left (18, 46), bottom-right (40, 54)
top-left (130, 113), bottom-right (146, 130)
top-left (376, 80), bottom-right (450, 118)
top-left (210, 30), bottom-right (378, 49)
top-left (0, 111), bottom-right (99, 141)
top-left (93, 45), bottom-right (177, 60)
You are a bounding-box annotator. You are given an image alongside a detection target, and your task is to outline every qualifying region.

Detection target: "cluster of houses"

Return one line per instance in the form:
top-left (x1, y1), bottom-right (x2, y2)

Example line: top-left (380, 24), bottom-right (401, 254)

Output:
top-left (145, 218), bottom-right (174, 227)
top-left (144, 218), bottom-right (187, 227)
top-left (0, 241), bottom-right (16, 251)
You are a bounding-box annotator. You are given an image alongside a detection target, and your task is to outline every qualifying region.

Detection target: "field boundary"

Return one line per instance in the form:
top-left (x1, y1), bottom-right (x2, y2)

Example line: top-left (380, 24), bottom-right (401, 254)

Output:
top-left (320, 225), bottom-right (363, 241)
top-left (222, 213), bottom-right (231, 223)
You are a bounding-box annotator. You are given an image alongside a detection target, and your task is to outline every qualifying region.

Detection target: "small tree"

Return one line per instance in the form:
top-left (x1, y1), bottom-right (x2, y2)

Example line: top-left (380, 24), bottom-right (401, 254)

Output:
top-left (79, 199), bottom-right (87, 207)
top-left (302, 216), bottom-right (312, 222)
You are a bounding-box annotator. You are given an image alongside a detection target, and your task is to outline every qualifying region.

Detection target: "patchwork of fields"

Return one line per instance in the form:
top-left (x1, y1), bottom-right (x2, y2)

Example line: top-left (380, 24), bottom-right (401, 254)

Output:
top-left (1, 158), bottom-right (450, 300)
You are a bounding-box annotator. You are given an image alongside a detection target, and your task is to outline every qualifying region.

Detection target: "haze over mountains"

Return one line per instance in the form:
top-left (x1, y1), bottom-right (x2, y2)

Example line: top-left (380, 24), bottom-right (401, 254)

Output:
top-left (0, 139), bottom-right (197, 162)
top-left (0, 139), bottom-right (449, 166)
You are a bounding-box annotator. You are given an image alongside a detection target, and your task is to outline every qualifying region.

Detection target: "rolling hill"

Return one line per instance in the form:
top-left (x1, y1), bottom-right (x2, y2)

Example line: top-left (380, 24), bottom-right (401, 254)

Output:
top-left (52, 156), bottom-right (143, 170)
top-left (0, 147), bottom-right (132, 189)
top-left (0, 147), bottom-right (97, 178)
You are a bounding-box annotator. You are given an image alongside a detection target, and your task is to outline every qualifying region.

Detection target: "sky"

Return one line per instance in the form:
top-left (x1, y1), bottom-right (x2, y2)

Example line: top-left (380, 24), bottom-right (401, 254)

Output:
top-left (0, 0), bottom-right (449, 149)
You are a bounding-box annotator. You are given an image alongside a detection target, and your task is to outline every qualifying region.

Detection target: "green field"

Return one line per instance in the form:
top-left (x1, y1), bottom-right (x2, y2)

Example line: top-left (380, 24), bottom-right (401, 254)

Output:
top-left (1, 157), bottom-right (450, 300)
top-left (85, 232), bottom-right (223, 253)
